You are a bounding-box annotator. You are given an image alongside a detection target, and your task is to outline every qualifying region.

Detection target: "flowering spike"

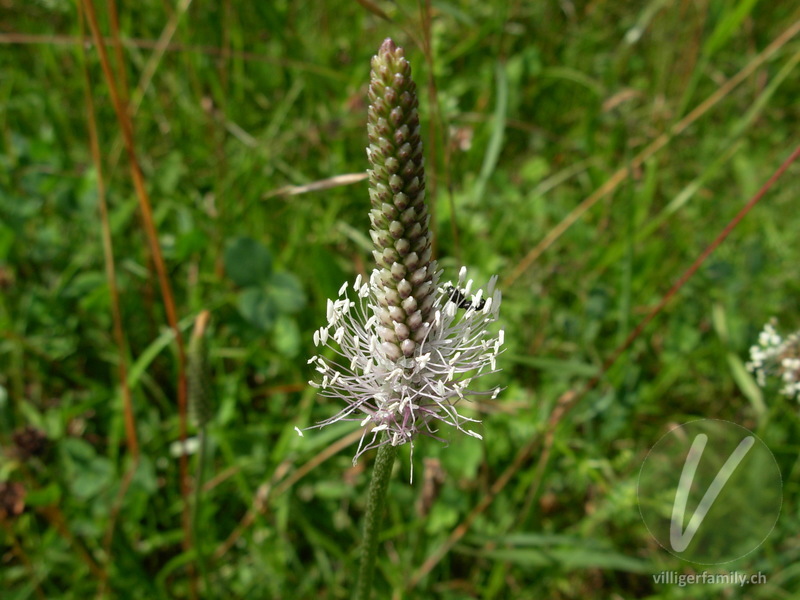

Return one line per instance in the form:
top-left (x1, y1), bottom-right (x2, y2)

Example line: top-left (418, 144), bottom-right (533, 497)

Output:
top-left (367, 39), bottom-right (436, 359)
top-left (303, 39), bottom-right (504, 468)
top-left (747, 319), bottom-right (800, 399)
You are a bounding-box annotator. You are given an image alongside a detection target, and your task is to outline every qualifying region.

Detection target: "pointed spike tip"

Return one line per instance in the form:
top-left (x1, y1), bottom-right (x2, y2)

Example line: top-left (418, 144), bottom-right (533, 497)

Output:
top-left (379, 38), bottom-right (398, 55)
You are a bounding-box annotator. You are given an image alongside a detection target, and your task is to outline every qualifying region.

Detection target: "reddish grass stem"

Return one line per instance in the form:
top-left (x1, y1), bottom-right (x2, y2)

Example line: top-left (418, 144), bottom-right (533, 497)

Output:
top-left (105, 0), bottom-right (129, 103)
top-left (77, 0), bottom-right (139, 465)
top-left (76, 9), bottom-right (141, 591)
top-left (79, 0), bottom-right (194, 594)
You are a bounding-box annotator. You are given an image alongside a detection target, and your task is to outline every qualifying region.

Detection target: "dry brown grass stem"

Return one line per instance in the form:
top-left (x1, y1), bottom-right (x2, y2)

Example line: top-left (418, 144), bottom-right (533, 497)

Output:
top-left (105, 0), bottom-right (129, 102)
top-left (76, 7), bottom-right (141, 589)
top-left (79, 0), bottom-right (194, 592)
top-left (77, 0), bottom-right (139, 464)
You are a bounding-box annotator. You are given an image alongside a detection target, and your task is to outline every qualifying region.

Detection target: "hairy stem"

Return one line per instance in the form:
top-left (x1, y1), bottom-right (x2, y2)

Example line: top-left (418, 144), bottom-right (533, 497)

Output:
top-left (354, 442), bottom-right (397, 600)
top-left (193, 429), bottom-right (211, 594)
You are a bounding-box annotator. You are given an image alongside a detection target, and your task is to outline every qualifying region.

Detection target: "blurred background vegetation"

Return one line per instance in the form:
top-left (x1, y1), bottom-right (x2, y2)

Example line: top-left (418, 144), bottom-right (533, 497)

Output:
top-left (1, 1), bottom-right (800, 598)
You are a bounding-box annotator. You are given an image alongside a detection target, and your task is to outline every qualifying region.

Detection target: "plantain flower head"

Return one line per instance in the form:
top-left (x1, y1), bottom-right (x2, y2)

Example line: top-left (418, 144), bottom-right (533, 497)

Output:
top-left (747, 319), bottom-right (800, 399)
top-left (305, 39), bottom-right (503, 469)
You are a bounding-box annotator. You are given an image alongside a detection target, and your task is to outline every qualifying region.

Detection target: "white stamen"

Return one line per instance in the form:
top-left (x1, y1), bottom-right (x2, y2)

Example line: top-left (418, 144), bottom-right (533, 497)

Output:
top-left (304, 269), bottom-right (503, 470)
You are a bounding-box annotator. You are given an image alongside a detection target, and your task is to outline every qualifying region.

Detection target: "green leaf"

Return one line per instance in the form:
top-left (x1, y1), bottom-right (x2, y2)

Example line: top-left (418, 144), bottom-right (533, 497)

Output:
top-left (703, 0), bottom-right (760, 57)
top-left (71, 456), bottom-right (114, 499)
top-left (156, 151), bottom-right (186, 195)
top-left (274, 316), bottom-right (301, 357)
top-left (268, 271), bottom-right (306, 314)
top-left (224, 236), bottom-right (273, 287)
top-left (123, 457), bottom-right (158, 522)
top-left (237, 287), bottom-right (278, 330)
top-left (465, 534), bottom-right (653, 573)
top-left (59, 438), bottom-right (114, 500)
top-left (25, 482), bottom-right (62, 507)
top-left (61, 271), bottom-right (106, 300)
top-left (727, 353), bottom-right (765, 418)
top-left (127, 328), bottom-right (177, 389)
top-left (426, 493), bottom-right (461, 533)
top-left (475, 546), bottom-right (651, 572)
top-left (131, 455), bottom-right (158, 495)
top-left (0, 222), bottom-right (14, 259)
top-left (174, 229), bottom-right (209, 261)
top-left (506, 355), bottom-right (599, 377)
top-left (60, 437), bottom-right (96, 463)
top-left (442, 437), bottom-right (483, 479)
top-left (473, 61), bottom-right (508, 204)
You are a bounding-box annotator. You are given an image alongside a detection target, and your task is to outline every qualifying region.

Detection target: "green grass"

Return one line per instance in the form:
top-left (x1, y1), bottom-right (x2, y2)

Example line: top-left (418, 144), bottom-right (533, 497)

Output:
top-left (2, 1), bottom-right (800, 598)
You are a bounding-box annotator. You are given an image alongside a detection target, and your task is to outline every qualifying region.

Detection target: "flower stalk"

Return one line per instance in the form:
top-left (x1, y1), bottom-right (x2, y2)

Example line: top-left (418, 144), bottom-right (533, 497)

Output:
top-left (188, 310), bottom-right (213, 595)
top-left (354, 441), bottom-right (397, 600)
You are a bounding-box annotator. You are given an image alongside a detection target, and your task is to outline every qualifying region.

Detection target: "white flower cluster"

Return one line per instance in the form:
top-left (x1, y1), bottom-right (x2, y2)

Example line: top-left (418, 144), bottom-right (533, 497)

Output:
top-left (746, 320), bottom-right (800, 399)
top-left (305, 267), bottom-right (503, 468)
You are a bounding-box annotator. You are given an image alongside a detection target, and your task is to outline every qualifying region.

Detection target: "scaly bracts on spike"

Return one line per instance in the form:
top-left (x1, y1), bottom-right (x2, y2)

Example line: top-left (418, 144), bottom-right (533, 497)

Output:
top-left (304, 39), bottom-right (504, 471)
